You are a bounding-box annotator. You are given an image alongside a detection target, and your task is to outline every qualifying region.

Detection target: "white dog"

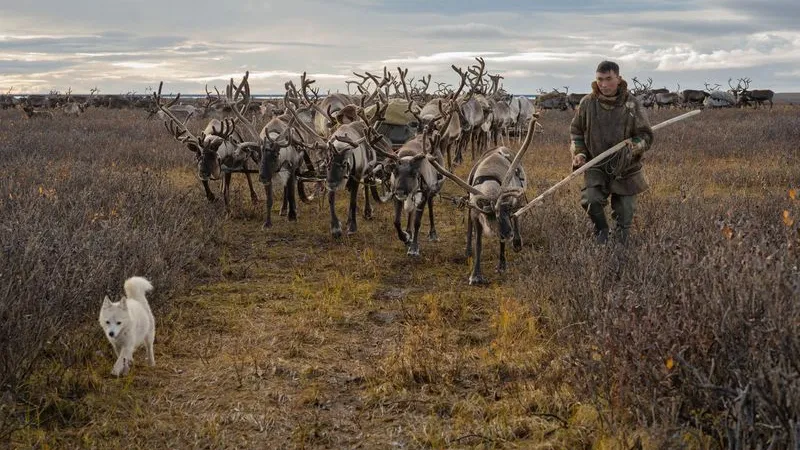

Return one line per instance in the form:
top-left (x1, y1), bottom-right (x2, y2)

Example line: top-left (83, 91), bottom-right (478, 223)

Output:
top-left (98, 276), bottom-right (155, 376)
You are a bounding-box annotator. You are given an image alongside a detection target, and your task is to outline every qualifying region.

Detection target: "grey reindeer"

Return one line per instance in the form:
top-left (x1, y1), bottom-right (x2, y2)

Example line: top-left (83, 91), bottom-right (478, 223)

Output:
top-left (428, 112), bottom-right (540, 285)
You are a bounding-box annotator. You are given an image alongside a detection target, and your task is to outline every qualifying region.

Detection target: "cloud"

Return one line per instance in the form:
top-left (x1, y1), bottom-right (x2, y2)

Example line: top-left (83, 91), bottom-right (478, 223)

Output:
top-left (1, 1), bottom-right (800, 93)
top-left (418, 23), bottom-right (527, 40)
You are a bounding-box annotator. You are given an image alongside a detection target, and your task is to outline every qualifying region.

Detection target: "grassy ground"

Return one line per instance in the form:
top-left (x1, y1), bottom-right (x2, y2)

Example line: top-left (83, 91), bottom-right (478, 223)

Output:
top-left (2, 106), bottom-right (798, 449)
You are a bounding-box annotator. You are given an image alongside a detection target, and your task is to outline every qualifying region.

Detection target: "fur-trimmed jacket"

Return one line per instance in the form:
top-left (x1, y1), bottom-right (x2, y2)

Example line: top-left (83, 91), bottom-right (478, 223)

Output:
top-left (569, 79), bottom-right (654, 195)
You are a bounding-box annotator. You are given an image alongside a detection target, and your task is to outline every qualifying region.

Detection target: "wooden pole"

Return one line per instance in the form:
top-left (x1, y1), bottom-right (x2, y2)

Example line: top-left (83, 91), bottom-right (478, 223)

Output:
top-left (513, 109), bottom-right (700, 217)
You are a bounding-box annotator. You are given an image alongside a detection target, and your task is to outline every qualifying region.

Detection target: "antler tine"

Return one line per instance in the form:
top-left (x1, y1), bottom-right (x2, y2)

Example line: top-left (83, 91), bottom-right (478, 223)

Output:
top-left (282, 92), bottom-right (326, 147)
top-left (425, 155), bottom-right (482, 196)
top-left (420, 74), bottom-right (432, 94)
top-left (299, 72), bottom-right (333, 123)
top-left (397, 67), bottom-right (423, 124)
top-left (451, 65), bottom-right (468, 99)
top-left (223, 72), bottom-right (260, 142)
top-left (154, 81), bottom-right (200, 147)
top-left (501, 112), bottom-right (540, 187)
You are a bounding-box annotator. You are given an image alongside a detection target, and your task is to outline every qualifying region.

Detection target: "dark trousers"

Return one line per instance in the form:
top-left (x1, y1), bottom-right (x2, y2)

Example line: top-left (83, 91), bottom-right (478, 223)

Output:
top-left (581, 185), bottom-right (636, 243)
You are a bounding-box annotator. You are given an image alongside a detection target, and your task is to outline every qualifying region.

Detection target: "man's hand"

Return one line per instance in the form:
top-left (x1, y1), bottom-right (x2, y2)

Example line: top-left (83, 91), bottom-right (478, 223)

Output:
top-left (624, 137), bottom-right (646, 157)
top-left (572, 153), bottom-right (587, 169)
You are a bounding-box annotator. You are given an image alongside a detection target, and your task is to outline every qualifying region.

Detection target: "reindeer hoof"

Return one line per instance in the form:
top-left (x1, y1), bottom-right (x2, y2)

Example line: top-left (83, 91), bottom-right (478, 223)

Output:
top-left (428, 230), bottom-right (439, 242)
top-left (496, 263), bottom-right (507, 273)
top-left (279, 209), bottom-right (288, 217)
top-left (513, 239), bottom-right (522, 252)
top-left (364, 208), bottom-right (374, 220)
top-left (251, 196), bottom-right (259, 205)
top-left (347, 223), bottom-right (357, 235)
top-left (262, 221), bottom-right (273, 229)
top-left (331, 226), bottom-right (342, 239)
top-left (288, 212), bottom-right (297, 222)
top-left (469, 275), bottom-right (489, 286)
top-left (407, 245), bottom-right (420, 257)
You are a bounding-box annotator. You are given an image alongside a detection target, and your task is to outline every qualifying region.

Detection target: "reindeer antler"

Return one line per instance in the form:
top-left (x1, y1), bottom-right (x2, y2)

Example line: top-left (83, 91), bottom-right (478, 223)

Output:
top-left (154, 81), bottom-right (201, 150)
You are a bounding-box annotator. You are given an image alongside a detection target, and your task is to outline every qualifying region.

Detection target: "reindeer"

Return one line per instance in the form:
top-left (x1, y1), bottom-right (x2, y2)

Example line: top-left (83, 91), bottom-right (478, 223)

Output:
top-left (508, 95), bottom-right (537, 137)
top-left (631, 77), bottom-right (655, 109)
top-left (61, 87), bottom-right (97, 116)
top-left (417, 66), bottom-right (468, 169)
top-left (154, 82), bottom-right (260, 206)
top-left (535, 87), bottom-right (568, 110)
top-left (427, 113), bottom-right (539, 285)
top-left (0, 87), bottom-right (17, 109)
top-left (19, 100), bottom-right (54, 119)
top-left (363, 68), bottom-right (459, 255)
top-left (373, 128), bottom-right (445, 256)
top-left (679, 83), bottom-right (708, 109)
top-left (703, 82), bottom-right (735, 108)
top-left (222, 72), bottom-right (316, 228)
top-left (731, 77), bottom-right (774, 109)
top-left (567, 92), bottom-right (587, 110)
top-left (322, 76), bottom-right (392, 237)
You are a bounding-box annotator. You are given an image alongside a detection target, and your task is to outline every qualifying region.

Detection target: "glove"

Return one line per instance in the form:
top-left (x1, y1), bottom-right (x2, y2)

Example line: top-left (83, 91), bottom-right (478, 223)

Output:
top-left (626, 137), bottom-right (646, 157)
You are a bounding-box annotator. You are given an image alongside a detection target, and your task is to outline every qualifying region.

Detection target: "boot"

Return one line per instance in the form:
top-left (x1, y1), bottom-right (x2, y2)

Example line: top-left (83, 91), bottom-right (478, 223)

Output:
top-left (595, 227), bottom-right (609, 245)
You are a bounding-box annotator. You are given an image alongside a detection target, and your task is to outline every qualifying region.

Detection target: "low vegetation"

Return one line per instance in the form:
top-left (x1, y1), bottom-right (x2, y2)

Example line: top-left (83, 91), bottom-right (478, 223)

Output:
top-left (0, 106), bottom-right (797, 448)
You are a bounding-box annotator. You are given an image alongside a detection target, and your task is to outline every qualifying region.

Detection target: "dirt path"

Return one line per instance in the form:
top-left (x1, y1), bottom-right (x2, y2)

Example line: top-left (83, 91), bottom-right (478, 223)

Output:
top-left (32, 170), bottom-right (581, 449)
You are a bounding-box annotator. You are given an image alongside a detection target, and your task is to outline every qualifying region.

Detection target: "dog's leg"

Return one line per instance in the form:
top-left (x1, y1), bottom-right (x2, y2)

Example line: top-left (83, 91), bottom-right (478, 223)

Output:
top-left (112, 345), bottom-right (134, 376)
top-left (111, 352), bottom-right (127, 376)
top-left (146, 333), bottom-right (155, 366)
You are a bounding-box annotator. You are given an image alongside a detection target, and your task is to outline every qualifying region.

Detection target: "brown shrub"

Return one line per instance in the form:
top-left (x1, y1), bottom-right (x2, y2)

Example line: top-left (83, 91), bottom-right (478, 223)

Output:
top-left (515, 107), bottom-right (800, 448)
top-left (0, 109), bottom-right (222, 433)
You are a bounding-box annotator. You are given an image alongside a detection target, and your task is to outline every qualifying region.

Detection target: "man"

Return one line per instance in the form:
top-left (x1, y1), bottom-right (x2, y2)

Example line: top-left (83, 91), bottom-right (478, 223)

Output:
top-left (570, 61), bottom-right (654, 244)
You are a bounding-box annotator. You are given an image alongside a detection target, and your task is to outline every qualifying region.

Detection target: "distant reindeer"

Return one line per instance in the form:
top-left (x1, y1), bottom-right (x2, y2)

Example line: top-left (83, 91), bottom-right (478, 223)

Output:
top-left (731, 77), bottom-right (774, 109)
top-left (61, 87), bottom-right (98, 116)
top-left (19, 101), bottom-right (54, 119)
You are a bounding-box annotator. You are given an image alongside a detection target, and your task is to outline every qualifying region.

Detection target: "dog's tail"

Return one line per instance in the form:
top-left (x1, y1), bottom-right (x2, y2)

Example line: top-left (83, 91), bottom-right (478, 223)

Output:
top-left (124, 276), bottom-right (154, 304)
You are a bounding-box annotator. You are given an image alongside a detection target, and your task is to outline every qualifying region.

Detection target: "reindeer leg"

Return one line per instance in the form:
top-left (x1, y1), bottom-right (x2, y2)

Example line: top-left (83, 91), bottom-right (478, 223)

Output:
top-left (280, 183), bottom-right (289, 217)
top-left (470, 130), bottom-right (477, 161)
top-left (245, 172), bottom-right (259, 204)
top-left (202, 181), bottom-right (216, 202)
top-left (407, 201), bottom-right (424, 257)
top-left (496, 241), bottom-right (507, 273)
top-left (223, 173), bottom-right (232, 209)
top-left (470, 218), bottom-right (488, 285)
top-left (512, 215), bottom-right (522, 252)
top-left (287, 172), bottom-right (297, 222)
top-left (346, 179), bottom-right (358, 235)
top-left (262, 183), bottom-right (273, 228)
top-left (465, 210), bottom-right (473, 258)
top-left (329, 190), bottom-right (342, 238)
top-left (394, 199), bottom-right (410, 246)
top-left (446, 141), bottom-right (453, 171)
top-left (363, 181), bottom-right (374, 220)
top-left (454, 137), bottom-right (464, 165)
top-left (427, 195), bottom-right (438, 242)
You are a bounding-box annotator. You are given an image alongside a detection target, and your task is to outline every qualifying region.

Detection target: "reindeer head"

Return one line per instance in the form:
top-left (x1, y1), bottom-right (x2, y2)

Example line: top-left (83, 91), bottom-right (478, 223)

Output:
top-left (379, 129), bottom-right (439, 202)
top-left (155, 82), bottom-right (237, 182)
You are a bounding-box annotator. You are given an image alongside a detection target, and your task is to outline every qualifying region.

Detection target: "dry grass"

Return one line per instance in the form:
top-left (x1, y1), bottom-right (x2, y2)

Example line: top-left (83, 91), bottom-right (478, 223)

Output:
top-left (0, 106), bottom-right (797, 449)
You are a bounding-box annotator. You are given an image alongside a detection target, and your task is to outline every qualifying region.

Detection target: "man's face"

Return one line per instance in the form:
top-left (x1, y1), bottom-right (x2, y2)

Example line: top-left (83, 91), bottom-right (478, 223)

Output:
top-left (596, 71), bottom-right (621, 96)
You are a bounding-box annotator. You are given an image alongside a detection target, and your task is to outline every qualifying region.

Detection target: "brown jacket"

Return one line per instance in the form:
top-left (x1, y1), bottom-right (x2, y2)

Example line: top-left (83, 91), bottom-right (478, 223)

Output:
top-left (569, 80), bottom-right (654, 195)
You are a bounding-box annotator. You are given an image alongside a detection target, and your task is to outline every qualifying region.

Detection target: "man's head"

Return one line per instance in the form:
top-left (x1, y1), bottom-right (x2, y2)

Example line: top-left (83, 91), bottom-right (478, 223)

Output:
top-left (595, 60), bottom-right (621, 97)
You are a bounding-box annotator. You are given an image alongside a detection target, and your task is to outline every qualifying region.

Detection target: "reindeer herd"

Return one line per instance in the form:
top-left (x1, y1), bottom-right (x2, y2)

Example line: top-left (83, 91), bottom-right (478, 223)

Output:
top-left (4, 64), bottom-right (778, 283)
top-left (147, 59), bottom-right (546, 284)
top-left (530, 76), bottom-right (775, 111)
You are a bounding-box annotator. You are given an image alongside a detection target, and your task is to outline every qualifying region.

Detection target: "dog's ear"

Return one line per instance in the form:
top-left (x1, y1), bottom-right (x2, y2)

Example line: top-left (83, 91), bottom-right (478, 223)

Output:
top-left (103, 296), bottom-right (112, 308)
top-left (120, 297), bottom-right (128, 310)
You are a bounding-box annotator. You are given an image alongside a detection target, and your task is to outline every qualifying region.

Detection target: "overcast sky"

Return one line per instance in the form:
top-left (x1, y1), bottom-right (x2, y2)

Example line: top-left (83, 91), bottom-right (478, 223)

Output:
top-left (1, 0), bottom-right (798, 95)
